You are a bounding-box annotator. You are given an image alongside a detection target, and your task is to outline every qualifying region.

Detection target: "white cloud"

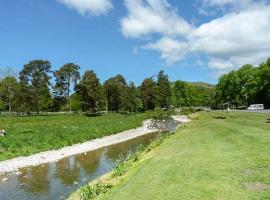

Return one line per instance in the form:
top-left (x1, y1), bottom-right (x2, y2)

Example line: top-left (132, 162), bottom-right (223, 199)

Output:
top-left (121, 0), bottom-right (270, 75)
top-left (58, 0), bottom-right (113, 16)
top-left (120, 0), bottom-right (192, 38)
top-left (144, 37), bottom-right (188, 63)
top-left (208, 58), bottom-right (235, 76)
top-left (190, 5), bottom-right (270, 73)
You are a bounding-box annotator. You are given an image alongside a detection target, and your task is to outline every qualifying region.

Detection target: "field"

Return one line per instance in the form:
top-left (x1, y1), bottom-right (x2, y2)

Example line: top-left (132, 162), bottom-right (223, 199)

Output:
top-left (0, 112), bottom-right (158, 161)
top-left (94, 111), bottom-right (270, 200)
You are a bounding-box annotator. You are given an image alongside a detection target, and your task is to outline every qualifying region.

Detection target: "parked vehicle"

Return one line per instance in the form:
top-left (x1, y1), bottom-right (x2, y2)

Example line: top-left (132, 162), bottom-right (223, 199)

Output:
top-left (247, 104), bottom-right (264, 110)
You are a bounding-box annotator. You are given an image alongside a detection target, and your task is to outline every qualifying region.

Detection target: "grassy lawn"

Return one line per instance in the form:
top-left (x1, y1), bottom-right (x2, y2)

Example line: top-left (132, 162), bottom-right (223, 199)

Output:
top-left (95, 111), bottom-right (270, 200)
top-left (0, 112), bottom-right (157, 161)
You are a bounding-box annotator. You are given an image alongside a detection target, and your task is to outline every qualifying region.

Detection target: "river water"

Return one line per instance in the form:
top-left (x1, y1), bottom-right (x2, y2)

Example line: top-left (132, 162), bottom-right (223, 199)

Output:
top-left (0, 117), bottom-right (180, 200)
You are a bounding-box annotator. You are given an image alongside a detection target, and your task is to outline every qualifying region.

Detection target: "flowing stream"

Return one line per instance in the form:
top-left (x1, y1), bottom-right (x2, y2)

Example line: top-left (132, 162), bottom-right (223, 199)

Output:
top-left (0, 117), bottom-right (181, 200)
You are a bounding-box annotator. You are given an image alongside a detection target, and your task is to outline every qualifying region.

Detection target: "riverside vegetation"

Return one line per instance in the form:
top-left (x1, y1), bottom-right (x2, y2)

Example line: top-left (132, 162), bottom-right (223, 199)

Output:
top-left (68, 133), bottom-right (173, 200)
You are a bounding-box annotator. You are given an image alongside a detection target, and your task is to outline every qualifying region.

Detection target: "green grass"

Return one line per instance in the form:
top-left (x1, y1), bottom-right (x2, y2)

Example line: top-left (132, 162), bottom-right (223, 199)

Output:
top-left (95, 111), bottom-right (270, 200)
top-left (0, 112), bottom-right (158, 161)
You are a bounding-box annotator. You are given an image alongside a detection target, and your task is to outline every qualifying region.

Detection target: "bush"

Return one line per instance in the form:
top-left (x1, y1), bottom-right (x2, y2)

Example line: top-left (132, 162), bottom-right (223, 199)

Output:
top-left (180, 107), bottom-right (196, 115)
top-left (112, 161), bottom-right (127, 177)
top-left (80, 182), bottom-right (112, 200)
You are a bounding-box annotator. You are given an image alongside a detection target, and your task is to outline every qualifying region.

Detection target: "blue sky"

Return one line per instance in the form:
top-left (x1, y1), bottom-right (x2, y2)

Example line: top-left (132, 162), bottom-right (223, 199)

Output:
top-left (0, 0), bottom-right (270, 85)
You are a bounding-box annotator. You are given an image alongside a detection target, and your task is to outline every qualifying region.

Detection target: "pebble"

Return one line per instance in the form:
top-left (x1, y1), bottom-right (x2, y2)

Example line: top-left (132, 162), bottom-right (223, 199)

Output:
top-left (15, 171), bottom-right (22, 175)
top-left (2, 177), bottom-right (9, 182)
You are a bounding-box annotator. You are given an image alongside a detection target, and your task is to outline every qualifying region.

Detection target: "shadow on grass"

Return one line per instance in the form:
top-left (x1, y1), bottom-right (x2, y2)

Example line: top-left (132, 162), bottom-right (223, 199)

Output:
top-left (84, 113), bottom-right (103, 117)
top-left (213, 116), bottom-right (226, 120)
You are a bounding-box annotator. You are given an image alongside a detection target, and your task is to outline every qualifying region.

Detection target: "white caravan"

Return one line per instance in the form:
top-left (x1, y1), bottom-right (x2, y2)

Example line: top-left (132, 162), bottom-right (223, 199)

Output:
top-left (247, 104), bottom-right (264, 110)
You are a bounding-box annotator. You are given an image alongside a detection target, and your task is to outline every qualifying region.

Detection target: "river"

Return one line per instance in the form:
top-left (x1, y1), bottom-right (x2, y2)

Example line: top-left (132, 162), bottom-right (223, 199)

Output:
top-left (0, 117), bottom-right (181, 200)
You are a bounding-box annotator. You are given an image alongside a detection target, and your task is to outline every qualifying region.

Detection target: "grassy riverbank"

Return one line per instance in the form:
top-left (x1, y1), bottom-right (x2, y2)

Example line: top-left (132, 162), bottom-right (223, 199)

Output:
top-left (79, 111), bottom-right (270, 200)
top-left (0, 112), bottom-right (160, 161)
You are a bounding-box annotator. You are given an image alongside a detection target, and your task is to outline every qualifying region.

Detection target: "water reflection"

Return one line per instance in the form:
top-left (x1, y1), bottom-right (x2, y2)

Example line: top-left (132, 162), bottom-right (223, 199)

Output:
top-left (75, 148), bottom-right (102, 175)
top-left (17, 165), bottom-right (50, 193)
top-left (55, 157), bottom-right (80, 186)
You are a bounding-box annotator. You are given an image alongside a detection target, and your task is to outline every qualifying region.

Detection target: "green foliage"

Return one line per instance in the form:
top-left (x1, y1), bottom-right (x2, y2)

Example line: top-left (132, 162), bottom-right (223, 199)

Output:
top-left (104, 75), bottom-right (127, 112)
top-left (0, 59), bottom-right (219, 113)
top-left (180, 107), bottom-right (196, 115)
top-left (80, 182), bottom-right (112, 200)
top-left (171, 80), bottom-right (214, 107)
top-left (172, 80), bottom-right (193, 106)
top-left (140, 77), bottom-right (157, 110)
top-left (215, 58), bottom-right (270, 108)
top-left (156, 70), bottom-right (171, 108)
top-left (0, 100), bottom-right (5, 111)
top-left (19, 60), bottom-right (52, 113)
top-left (0, 76), bottom-right (19, 112)
top-left (112, 161), bottom-right (127, 177)
top-left (121, 82), bottom-right (141, 113)
top-left (76, 70), bottom-right (102, 112)
top-left (70, 93), bottom-right (82, 111)
top-left (54, 63), bottom-right (80, 111)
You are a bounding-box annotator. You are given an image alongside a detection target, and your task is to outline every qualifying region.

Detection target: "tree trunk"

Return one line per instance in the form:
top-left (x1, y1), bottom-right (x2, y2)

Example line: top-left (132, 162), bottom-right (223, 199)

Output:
top-left (105, 99), bottom-right (108, 113)
top-left (36, 103), bottom-right (39, 115)
top-left (8, 100), bottom-right (11, 113)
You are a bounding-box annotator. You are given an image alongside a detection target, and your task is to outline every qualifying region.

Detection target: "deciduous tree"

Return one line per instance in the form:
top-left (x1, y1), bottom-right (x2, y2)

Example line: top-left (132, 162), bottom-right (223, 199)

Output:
top-left (140, 78), bottom-right (157, 110)
top-left (76, 70), bottom-right (102, 112)
top-left (104, 75), bottom-right (127, 112)
top-left (54, 63), bottom-right (80, 111)
top-left (19, 60), bottom-right (52, 114)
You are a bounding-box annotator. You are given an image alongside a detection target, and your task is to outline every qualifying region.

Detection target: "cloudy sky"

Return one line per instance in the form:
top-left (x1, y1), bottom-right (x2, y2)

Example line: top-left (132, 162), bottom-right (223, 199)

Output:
top-left (0, 0), bottom-right (270, 84)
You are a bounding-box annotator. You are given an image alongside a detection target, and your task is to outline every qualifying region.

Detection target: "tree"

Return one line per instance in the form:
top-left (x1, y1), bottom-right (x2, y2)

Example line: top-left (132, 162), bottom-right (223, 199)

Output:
top-left (140, 78), bottom-right (157, 110)
top-left (172, 81), bottom-right (193, 107)
top-left (215, 70), bottom-right (242, 107)
top-left (76, 70), bottom-right (102, 112)
top-left (54, 63), bottom-right (80, 111)
top-left (104, 75), bottom-right (127, 112)
top-left (122, 82), bottom-right (141, 114)
top-left (0, 76), bottom-right (18, 112)
top-left (19, 60), bottom-right (52, 114)
top-left (236, 64), bottom-right (259, 106)
top-left (256, 58), bottom-right (270, 107)
top-left (156, 71), bottom-right (171, 108)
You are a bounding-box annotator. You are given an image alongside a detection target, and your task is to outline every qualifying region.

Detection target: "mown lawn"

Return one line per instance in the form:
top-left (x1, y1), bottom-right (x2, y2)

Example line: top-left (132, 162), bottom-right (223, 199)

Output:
top-left (0, 112), bottom-right (157, 161)
top-left (96, 111), bottom-right (270, 200)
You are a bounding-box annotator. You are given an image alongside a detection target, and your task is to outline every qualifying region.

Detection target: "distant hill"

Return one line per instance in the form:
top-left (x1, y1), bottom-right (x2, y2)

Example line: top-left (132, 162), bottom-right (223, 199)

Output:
top-left (186, 81), bottom-right (215, 89)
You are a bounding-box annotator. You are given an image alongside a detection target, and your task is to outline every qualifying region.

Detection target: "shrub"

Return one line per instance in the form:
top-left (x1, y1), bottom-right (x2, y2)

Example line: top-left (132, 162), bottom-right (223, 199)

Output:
top-left (180, 107), bottom-right (196, 115)
top-left (80, 182), bottom-right (112, 200)
top-left (112, 161), bottom-right (127, 177)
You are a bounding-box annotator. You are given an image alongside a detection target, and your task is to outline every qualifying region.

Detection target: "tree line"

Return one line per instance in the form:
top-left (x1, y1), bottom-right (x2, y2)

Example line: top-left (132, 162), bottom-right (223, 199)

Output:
top-left (0, 59), bottom-right (214, 114)
top-left (215, 58), bottom-right (270, 108)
